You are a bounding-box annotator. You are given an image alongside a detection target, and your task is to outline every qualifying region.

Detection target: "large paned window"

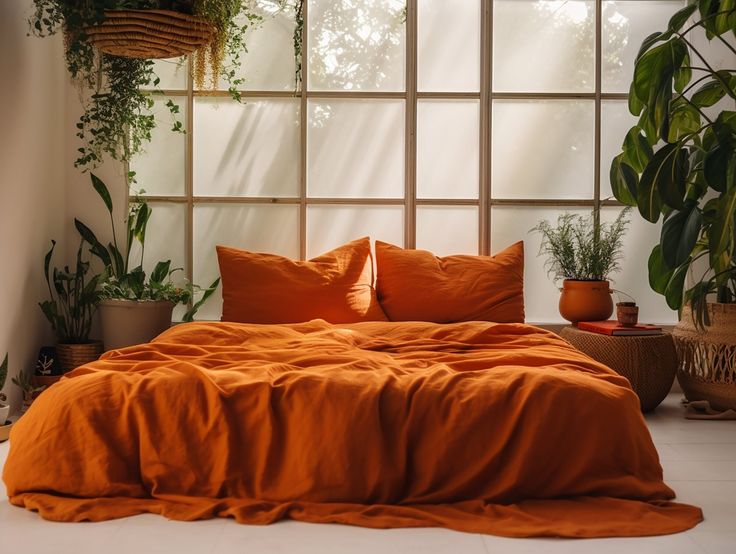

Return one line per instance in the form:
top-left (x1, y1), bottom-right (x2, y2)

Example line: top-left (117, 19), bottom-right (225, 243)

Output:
top-left (132, 0), bottom-right (690, 323)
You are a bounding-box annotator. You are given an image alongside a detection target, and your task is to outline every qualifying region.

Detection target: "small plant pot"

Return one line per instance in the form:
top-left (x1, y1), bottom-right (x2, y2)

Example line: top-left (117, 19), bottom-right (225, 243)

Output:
top-left (559, 280), bottom-right (613, 324)
top-left (0, 419), bottom-right (13, 442)
top-left (616, 302), bottom-right (639, 327)
top-left (0, 403), bottom-right (9, 426)
top-left (56, 342), bottom-right (104, 373)
top-left (99, 299), bottom-right (175, 351)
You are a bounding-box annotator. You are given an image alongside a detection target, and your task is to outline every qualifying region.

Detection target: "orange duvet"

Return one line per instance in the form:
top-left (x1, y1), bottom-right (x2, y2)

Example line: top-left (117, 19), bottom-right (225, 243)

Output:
top-left (3, 320), bottom-right (701, 537)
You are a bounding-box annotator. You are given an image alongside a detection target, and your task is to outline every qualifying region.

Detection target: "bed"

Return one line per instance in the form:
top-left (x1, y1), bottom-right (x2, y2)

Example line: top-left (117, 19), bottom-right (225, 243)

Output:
top-left (2, 319), bottom-right (702, 537)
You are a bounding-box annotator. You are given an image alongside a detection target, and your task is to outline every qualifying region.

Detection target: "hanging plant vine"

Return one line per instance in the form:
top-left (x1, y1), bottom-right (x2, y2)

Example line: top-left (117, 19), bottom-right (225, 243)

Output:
top-left (29, 0), bottom-right (305, 170)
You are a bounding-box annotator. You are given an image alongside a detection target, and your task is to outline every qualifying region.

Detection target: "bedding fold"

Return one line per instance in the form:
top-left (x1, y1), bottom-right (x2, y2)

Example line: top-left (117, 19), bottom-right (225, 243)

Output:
top-left (2, 320), bottom-right (702, 537)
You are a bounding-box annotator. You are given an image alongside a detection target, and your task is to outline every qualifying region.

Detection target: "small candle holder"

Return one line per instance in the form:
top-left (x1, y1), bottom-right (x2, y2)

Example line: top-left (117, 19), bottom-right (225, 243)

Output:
top-left (616, 302), bottom-right (639, 327)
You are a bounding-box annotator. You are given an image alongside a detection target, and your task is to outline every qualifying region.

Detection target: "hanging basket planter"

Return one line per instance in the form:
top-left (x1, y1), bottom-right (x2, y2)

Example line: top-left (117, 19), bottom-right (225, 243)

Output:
top-left (83, 10), bottom-right (215, 59)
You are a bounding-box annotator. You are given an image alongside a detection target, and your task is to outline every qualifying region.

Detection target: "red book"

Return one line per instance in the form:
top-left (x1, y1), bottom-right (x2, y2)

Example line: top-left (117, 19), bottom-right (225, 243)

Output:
top-left (577, 320), bottom-right (663, 336)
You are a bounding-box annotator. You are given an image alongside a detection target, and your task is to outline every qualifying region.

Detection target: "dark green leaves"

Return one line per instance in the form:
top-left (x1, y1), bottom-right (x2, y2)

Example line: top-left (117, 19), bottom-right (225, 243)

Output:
top-left (610, 154), bottom-right (638, 205)
top-left (668, 4), bottom-right (698, 33)
top-left (637, 144), bottom-right (689, 221)
top-left (648, 245), bottom-right (674, 294)
top-left (661, 204), bottom-right (703, 267)
top-left (622, 126), bottom-right (654, 172)
top-left (91, 173), bottom-right (113, 214)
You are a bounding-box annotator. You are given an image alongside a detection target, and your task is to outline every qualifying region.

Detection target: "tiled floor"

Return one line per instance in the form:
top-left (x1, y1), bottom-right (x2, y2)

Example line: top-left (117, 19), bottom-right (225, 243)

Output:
top-left (0, 394), bottom-right (733, 554)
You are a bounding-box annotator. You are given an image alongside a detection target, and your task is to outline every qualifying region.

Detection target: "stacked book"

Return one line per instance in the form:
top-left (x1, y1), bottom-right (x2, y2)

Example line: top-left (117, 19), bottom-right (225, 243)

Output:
top-left (577, 321), bottom-right (663, 336)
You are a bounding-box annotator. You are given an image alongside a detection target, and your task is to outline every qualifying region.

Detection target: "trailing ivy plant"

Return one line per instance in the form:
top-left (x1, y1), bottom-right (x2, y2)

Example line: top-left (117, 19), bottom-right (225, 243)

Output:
top-left (610, 0), bottom-right (736, 328)
top-left (29, 0), bottom-right (303, 169)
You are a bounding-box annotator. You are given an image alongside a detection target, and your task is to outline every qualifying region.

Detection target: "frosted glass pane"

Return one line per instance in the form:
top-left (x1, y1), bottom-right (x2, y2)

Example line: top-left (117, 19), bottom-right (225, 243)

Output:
top-left (149, 57), bottom-right (187, 90)
top-left (600, 100), bottom-right (637, 200)
top-left (691, 29), bottom-right (736, 72)
top-left (416, 206), bottom-right (478, 256)
top-left (417, 101), bottom-right (479, 199)
top-left (306, 205), bottom-right (404, 258)
top-left (417, 0), bottom-right (480, 92)
top-left (493, 0), bottom-right (595, 92)
top-left (193, 98), bottom-right (300, 197)
top-left (492, 100), bottom-right (594, 199)
top-left (215, 3), bottom-right (297, 91)
top-left (491, 206), bottom-right (589, 323)
top-left (602, 1), bottom-right (685, 93)
top-left (308, 0), bottom-right (406, 91)
top-left (600, 207), bottom-right (677, 324)
top-left (130, 96), bottom-right (185, 197)
top-left (193, 204), bottom-right (300, 320)
top-left (307, 100), bottom-right (404, 198)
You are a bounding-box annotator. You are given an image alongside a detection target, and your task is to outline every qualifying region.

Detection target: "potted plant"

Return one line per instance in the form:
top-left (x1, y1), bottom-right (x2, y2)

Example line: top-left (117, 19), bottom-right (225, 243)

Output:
top-left (29, 1), bottom-right (302, 170)
top-left (39, 240), bottom-right (103, 372)
top-left (76, 174), bottom-right (219, 350)
top-left (11, 371), bottom-right (45, 414)
top-left (531, 209), bottom-right (631, 323)
top-left (0, 354), bottom-right (10, 431)
top-left (609, 0), bottom-right (736, 410)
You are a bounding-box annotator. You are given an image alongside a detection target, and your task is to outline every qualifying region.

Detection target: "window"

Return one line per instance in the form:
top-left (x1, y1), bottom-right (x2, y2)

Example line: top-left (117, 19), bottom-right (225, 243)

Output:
top-left (132, 0), bottom-right (687, 323)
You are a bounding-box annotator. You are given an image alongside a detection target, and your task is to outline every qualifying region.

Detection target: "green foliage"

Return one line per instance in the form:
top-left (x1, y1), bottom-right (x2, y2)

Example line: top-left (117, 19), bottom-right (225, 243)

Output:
top-left (531, 209), bottom-right (632, 282)
top-left (29, 0), bottom-right (303, 169)
top-left (38, 240), bottom-right (101, 344)
top-left (77, 174), bottom-right (219, 321)
top-left (0, 354), bottom-right (7, 403)
top-left (610, 0), bottom-right (736, 328)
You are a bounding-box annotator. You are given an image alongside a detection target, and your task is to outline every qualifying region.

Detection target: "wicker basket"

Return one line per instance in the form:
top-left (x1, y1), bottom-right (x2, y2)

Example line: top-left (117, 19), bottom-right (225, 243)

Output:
top-left (673, 303), bottom-right (736, 411)
top-left (83, 10), bottom-right (214, 59)
top-left (56, 342), bottom-right (104, 373)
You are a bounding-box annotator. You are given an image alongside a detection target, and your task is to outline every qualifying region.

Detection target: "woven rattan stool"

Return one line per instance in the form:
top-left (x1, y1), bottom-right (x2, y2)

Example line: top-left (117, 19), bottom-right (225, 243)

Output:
top-left (560, 326), bottom-right (677, 412)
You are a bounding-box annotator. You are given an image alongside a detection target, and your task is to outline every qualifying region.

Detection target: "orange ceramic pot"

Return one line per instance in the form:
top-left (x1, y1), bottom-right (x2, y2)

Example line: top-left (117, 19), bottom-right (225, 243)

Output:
top-left (559, 280), bottom-right (613, 323)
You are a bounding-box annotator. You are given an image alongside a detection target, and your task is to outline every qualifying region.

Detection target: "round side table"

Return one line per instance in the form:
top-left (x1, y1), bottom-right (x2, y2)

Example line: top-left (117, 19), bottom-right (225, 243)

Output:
top-left (560, 326), bottom-right (677, 412)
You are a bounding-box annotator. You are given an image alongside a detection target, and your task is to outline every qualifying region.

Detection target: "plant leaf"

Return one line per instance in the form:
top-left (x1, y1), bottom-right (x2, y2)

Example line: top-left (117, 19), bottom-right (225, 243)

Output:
top-left (183, 278), bottom-right (221, 322)
top-left (90, 173), bottom-right (113, 214)
top-left (637, 143), bottom-right (681, 222)
top-left (661, 204), bottom-right (703, 268)
top-left (609, 154), bottom-right (638, 205)
top-left (664, 261), bottom-right (690, 310)
top-left (622, 126), bottom-right (653, 173)
top-left (150, 260), bottom-right (171, 284)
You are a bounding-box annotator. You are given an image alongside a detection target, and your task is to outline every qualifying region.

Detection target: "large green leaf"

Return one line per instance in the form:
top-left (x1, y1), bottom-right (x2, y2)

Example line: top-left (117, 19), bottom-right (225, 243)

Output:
top-left (75, 218), bottom-right (112, 269)
top-left (699, 0), bottom-right (720, 39)
top-left (715, 0), bottom-right (735, 35)
top-left (609, 154), bottom-right (638, 205)
top-left (674, 52), bottom-right (692, 93)
top-left (668, 102), bottom-right (701, 141)
top-left (664, 261), bottom-right (690, 309)
top-left (668, 3), bottom-right (698, 33)
top-left (661, 204), bottom-right (703, 268)
top-left (692, 79), bottom-right (729, 108)
top-left (638, 143), bottom-right (686, 221)
top-left (648, 244), bottom-right (675, 294)
top-left (90, 173), bottom-right (113, 215)
top-left (622, 126), bottom-right (653, 173)
top-left (150, 260), bottom-right (171, 285)
top-left (709, 189), bottom-right (736, 264)
top-left (183, 278), bottom-right (221, 322)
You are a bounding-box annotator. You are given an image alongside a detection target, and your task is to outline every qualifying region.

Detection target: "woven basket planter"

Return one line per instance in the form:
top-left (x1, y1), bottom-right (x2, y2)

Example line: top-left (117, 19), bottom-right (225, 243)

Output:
top-left (83, 10), bottom-right (214, 59)
top-left (56, 341), bottom-right (104, 373)
top-left (674, 303), bottom-right (736, 411)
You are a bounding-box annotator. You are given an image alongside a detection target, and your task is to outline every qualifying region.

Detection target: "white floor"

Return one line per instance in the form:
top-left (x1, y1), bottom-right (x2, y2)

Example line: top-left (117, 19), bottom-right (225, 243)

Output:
top-left (0, 394), bottom-right (734, 554)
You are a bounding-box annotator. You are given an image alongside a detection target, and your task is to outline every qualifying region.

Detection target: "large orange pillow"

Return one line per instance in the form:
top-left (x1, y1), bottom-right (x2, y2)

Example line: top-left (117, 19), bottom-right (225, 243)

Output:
top-left (375, 241), bottom-right (525, 323)
top-left (216, 238), bottom-right (387, 324)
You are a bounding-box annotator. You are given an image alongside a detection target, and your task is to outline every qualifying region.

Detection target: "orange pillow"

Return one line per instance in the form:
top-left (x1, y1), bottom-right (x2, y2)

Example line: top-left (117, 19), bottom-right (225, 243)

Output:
top-left (216, 238), bottom-right (387, 324)
top-left (375, 241), bottom-right (525, 323)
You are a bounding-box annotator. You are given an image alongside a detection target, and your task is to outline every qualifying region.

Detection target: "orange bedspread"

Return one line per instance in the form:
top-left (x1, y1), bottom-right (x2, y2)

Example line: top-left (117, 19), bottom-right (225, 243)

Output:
top-left (3, 321), bottom-right (701, 537)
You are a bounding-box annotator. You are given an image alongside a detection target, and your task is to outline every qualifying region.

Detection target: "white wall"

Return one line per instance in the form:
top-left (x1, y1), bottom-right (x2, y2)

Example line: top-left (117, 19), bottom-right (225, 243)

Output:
top-left (0, 1), bottom-right (126, 411)
top-left (0, 1), bottom-right (67, 409)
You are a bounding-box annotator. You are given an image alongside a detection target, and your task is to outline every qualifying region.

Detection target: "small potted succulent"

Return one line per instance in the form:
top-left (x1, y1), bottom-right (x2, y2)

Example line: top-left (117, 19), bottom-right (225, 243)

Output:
top-left (531, 208), bottom-right (631, 323)
top-left (76, 174), bottom-right (219, 350)
top-left (39, 240), bottom-right (103, 372)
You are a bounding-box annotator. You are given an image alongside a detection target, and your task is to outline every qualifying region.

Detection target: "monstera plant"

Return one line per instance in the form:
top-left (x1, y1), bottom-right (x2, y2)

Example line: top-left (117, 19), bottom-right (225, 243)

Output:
top-left (610, 0), bottom-right (736, 411)
top-left (610, 0), bottom-right (736, 328)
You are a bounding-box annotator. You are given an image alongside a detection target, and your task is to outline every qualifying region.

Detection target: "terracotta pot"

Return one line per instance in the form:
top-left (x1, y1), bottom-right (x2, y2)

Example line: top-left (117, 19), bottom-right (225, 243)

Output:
top-left (56, 342), bottom-right (104, 372)
top-left (616, 302), bottom-right (639, 327)
top-left (673, 303), bottom-right (736, 411)
top-left (558, 280), bottom-right (613, 324)
top-left (99, 299), bottom-right (175, 351)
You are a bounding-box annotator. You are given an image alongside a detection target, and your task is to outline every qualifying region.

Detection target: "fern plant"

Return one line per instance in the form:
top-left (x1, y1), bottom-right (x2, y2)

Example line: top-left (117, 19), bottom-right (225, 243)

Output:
top-left (531, 209), bottom-right (632, 282)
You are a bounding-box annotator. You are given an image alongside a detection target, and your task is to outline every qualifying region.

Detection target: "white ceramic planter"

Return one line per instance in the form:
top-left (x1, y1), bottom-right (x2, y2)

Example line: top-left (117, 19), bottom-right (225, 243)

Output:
top-left (99, 299), bottom-right (175, 351)
top-left (0, 403), bottom-right (10, 425)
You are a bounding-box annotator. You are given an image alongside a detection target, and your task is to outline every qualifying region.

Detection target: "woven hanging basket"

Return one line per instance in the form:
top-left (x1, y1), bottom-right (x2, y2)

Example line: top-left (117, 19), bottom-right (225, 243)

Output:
top-left (673, 303), bottom-right (736, 411)
top-left (83, 10), bottom-right (214, 59)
